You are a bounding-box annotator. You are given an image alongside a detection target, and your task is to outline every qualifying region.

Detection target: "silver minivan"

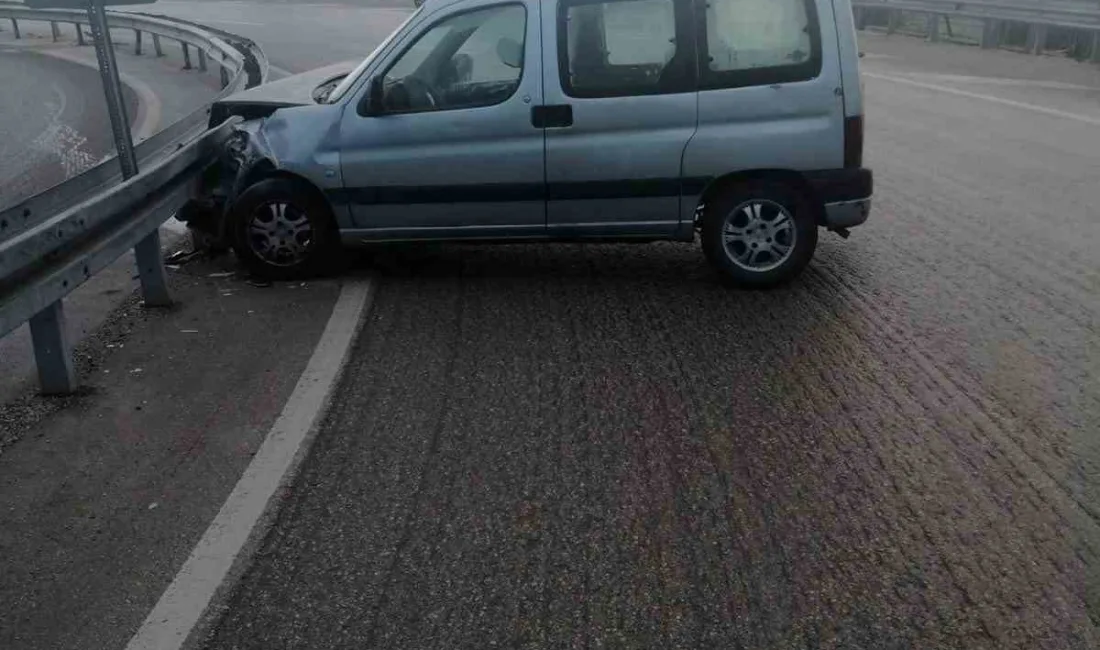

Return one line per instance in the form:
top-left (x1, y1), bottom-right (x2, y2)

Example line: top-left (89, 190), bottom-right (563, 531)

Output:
top-left (191, 0), bottom-right (871, 287)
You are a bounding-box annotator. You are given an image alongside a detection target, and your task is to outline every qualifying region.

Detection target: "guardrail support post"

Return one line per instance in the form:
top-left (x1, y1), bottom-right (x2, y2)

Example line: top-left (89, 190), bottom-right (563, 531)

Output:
top-left (198, 47), bottom-right (208, 72)
top-left (75, 22), bottom-right (85, 45)
top-left (926, 13), bottom-right (940, 42)
top-left (10, 18), bottom-right (19, 39)
top-left (886, 9), bottom-right (899, 35)
top-left (220, 64), bottom-right (229, 88)
top-left (980, 19), bottom-right (1000, 49)
top-left (134, 231), bottom-right (172, 307)
top-left (51, 21), bottom-right (60, 42)
top-left (1028, 24), bottom-right (1048, 55)
top-left (182, 42), bottom-right (192, 69)
top-left (30, 301), bottom-right (77, 395)
top-left (134, 29), bottom-right (142, 55)
top-left (854, 7), bottom-right (866, 31)
top-left (1091, 31), bottom-right (1100, 62)
top-left (152, 32), bottom-right (162, 56)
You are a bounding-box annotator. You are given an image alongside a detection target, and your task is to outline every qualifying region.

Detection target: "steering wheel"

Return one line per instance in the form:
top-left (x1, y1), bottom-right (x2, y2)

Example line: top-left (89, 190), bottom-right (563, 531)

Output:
top-left (397, 76), bottom-right (438, 110)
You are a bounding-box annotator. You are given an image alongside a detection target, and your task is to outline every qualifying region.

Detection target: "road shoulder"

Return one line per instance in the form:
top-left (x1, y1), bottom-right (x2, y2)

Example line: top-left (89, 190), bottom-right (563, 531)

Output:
top-left (0, 258), bottom-right (343, 650)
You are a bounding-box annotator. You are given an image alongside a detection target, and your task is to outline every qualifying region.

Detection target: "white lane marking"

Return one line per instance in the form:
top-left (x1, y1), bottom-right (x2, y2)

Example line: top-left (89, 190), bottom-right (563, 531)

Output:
top-left (864, 72), bottom-right (1100, 127)
top-left (123, 277), bottom-right (376, 650)
top-left (34, 47), bottom-right (163, 142)
top-left (201, 19), bottom-right (265, 26)
top-left (33, 83), bottom-right (99, 178)
top-left (896, 72), bottom-right (1098, 91)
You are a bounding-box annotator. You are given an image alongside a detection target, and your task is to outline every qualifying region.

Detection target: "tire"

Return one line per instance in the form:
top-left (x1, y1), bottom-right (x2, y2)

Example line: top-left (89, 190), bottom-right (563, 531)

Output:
top-left (229, 177), bottom-right (339, 280)
top-left (701, 179), bottom-right (818, 289)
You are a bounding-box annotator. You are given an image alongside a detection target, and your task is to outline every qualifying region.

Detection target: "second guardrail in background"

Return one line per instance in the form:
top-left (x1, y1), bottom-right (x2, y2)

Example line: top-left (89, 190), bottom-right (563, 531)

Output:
top-left (852, 0), bottom-right (1100, 60)
top-left (0, 4), bottom-right (267, 394)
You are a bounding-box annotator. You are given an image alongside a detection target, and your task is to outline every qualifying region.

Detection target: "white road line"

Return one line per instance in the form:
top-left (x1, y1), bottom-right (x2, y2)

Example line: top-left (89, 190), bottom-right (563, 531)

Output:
top-left (123, 277), bottom-right (376, 650)
top-left (864, 72), bottom-right (1100, 127)
top-left (36, 47), bottom-right (163, 141)
top-left (201, 19), bottom-right (266, 27)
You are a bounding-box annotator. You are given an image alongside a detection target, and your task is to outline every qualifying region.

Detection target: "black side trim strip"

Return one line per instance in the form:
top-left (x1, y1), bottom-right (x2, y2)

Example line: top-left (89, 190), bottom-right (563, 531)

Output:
top-left (328, 183), bottom-right (545, 206)
top-left (329, 178), bottom-right (697, 206)
top-left (326, 172), bottom-right (872, 207)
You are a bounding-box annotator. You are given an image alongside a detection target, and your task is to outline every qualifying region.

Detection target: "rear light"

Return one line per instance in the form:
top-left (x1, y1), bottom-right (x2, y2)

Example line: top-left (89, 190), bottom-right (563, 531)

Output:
top-left (844, 115), bottom-right (864, 168)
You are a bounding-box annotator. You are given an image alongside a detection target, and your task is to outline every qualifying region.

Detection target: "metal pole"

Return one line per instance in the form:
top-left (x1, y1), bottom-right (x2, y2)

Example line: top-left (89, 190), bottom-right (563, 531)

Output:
top-left (198, 47), bottom-right (208, 71)
top-left (51, 21), bottom-right (60, 42)
top-left (76, 22), bottom-right (85, 46)
top-left (980, 19), bottom-right (999, 49)
top-left (926, 14), bottom-right (940, 42)
top-left (86, 0), bottom-right (171, 307)
top-left (182, 41), bottom-right (192, 69)
top-left (30, 301), bottom-right (76, 395)
top-left (10, 18), bottom-right (19, 39)
top-left (134, 29), bottom-right (142, 55)
top-left (152, 32), bottom-right (162, 56)
top-left (134, 231), bottom-right (172, 307)
top-left (87, 0), bottom-right (138, 179)
top-left (1029, 24), bottom-right (1048, 55)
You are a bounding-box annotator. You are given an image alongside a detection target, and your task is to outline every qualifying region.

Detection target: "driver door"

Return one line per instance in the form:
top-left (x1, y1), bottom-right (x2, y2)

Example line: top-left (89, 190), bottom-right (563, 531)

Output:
top-left (337, 0), bottom-right (545, 238)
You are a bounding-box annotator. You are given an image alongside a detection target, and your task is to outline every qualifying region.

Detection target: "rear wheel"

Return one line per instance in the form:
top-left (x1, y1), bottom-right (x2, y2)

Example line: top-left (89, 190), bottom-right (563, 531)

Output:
top-left (701, 180), bottom-right (818, 288)
top-left (230, 178), bottom-right (338, 280)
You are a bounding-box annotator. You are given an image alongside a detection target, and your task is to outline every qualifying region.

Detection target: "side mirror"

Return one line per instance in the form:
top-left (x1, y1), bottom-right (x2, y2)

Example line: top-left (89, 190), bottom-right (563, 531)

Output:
top-left (360, 76), bottom-right (386, 116)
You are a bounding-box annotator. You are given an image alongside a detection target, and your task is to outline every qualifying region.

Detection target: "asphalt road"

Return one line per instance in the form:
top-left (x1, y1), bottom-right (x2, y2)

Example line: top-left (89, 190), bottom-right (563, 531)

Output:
top-left (0, 48), bottom-right (135, 210)
top-left (21, 2), bottom-right (1100, 647)
top-left (151, 15), bottom-right (1097, 650)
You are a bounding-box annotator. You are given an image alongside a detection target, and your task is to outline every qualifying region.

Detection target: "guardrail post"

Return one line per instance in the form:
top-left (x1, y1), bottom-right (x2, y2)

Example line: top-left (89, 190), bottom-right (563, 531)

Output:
top-left (182, 42), bottom-right (192, 69)
top-left (10, 18), bottom-right (19, 39)
top-left (1091, 31), bottom-right (1100, 62)
top-left (1028, 24), bottom-right (1048, 54)
top-left (29, 301), bottom-right (77, 395)
top-left (854, 7), bottom-right (867, 31)
top-left (886, 9), bottom-right (899, 35)
top-left (134, 231), bottom-right (172, 307)
top-left (75, 22), bottom-right (85, 45)
top-left (50, 21), bottom-right (60, 42)
top-left (152, 32), bottom-right (162, 56)
top-left (134, 29), bottom-right (142, 55)
top-left (980, 19), bottom-right (1000, 49)
top-left (926, 13), bottom-right (940, 42)
top-left (220, 64), bottom-right (229, 88)
top-left (198, 47), bottom-right (208, 72)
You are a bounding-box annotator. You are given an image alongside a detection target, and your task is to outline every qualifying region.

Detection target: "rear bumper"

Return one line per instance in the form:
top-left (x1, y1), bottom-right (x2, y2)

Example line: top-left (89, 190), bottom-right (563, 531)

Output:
top-left (805, 168), bottom-right (873, 229)
top-left (823, 198), bottom-right (871, 229)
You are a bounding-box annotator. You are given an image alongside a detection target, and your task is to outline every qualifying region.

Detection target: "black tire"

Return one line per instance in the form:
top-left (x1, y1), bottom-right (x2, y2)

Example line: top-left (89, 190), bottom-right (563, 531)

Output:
top-left (701, 179), bottom-right (818, 289)
top-left (229, 177), bottom-right (339, 280)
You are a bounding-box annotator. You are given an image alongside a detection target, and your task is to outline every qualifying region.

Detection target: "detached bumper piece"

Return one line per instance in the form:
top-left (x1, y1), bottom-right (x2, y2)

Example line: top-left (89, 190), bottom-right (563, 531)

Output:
top-left (805, 168), bottom-right (873, 230)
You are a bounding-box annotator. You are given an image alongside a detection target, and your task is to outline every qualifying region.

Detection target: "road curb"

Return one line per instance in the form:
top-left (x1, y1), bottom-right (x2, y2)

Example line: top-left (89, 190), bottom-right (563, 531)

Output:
top-left (29, 45), bottom-right (163, 142)
top-left (123, 275), bottom-right (376, 650)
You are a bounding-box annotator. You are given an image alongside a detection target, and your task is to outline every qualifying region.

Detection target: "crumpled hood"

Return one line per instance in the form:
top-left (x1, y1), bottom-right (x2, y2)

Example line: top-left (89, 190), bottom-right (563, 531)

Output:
top-left (220, 60), bottom-right (360, 107)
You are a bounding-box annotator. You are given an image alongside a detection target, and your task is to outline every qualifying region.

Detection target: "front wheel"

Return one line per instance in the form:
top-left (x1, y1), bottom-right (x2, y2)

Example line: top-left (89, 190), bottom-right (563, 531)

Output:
top-left (230, 178), bottom-right (338, 280)
top-left (701, 180), bottom-right (818, 289)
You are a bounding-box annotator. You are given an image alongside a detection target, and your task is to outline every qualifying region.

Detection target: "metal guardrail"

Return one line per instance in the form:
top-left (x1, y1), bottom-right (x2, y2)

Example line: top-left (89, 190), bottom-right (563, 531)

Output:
top-left (853, 0), bottom-right (1100, 58)
top-left (0, 5), bottom-right (266, 394)
top-left (0, 2), bottom-right (258, 237)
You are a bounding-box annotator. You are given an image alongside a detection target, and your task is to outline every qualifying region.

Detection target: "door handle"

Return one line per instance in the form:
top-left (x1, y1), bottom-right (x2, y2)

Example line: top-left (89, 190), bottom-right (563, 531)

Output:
top-left (531, 105), bottom-right (574, 128)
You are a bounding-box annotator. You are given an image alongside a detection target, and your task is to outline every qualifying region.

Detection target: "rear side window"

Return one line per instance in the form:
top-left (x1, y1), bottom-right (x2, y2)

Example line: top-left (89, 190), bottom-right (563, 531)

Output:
top-left (558, 0), bottom-right (693, 98)
top-left (699, 0), bottom-right (822, 89)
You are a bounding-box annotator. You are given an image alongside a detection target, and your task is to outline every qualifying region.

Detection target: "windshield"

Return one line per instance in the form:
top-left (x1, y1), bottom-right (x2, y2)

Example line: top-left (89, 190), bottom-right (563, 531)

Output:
top-left (325, 5), bottom-right (423, 103)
